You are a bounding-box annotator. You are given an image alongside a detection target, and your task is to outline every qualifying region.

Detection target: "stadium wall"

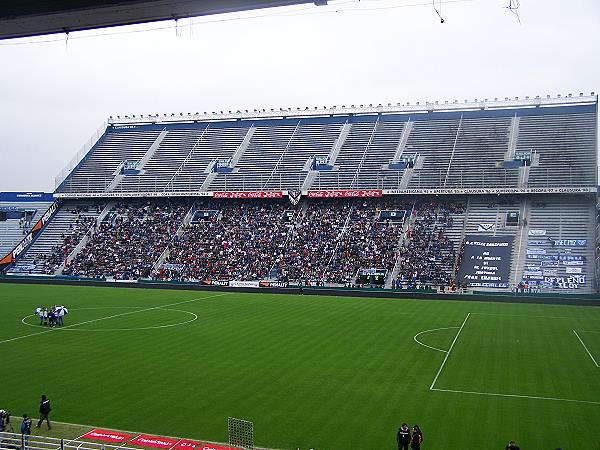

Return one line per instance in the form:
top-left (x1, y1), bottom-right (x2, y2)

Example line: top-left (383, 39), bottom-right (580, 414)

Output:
top-left (1, 276), bottom-right (599, 307)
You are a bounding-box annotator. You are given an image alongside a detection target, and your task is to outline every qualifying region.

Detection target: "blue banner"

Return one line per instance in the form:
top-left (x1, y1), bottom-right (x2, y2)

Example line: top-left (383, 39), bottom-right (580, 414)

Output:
top-left (0, 192), bottom-right (54, 202)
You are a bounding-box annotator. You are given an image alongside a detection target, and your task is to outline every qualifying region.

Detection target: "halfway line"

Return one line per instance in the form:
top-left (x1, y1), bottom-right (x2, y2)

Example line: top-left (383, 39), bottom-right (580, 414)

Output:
top-left (573, 329), bottom-right (600, 367)
top-left (429, 312), bottom-right (470, 390)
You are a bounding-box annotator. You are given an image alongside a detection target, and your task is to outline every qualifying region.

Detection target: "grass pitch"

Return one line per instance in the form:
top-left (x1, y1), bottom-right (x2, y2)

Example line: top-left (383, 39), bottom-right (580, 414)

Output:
top-left (1, 283), bottom-right (599, 450)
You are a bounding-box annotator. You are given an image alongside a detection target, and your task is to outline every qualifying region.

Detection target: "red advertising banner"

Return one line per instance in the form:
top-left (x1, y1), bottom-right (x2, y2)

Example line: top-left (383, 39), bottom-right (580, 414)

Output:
top-left (198, 445), bottom-right (237, 450)
top-left (213, 191), bottom-right (283, 199)
top-left (80, 429), bottom-right (132, 443)
top-left (172, 440), bottom-right (201, 450)
top-left (307, 189), bottom-right (383, 198)
top-left (129, 435), bottom-right (181, 449)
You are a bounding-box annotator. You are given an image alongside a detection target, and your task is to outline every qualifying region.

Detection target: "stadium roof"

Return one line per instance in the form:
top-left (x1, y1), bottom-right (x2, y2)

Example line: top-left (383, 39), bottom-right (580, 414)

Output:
top-left (0, 0), bottom-right (318, 40)
top-left (107, 93), bottom-right (598, 126)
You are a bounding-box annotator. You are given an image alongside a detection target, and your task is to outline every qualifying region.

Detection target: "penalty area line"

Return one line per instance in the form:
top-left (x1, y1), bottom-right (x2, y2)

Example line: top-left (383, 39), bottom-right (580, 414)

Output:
top-left (430, 387), bottom-right (600, 405)
top-left (0, 292), bottom-right (231, 345)
top-left (429, 312), bottom-right (470, 390)
top-left (573, 329), bottom-right (600, 368)
top-left (413, 326), bottom-right (460, 353)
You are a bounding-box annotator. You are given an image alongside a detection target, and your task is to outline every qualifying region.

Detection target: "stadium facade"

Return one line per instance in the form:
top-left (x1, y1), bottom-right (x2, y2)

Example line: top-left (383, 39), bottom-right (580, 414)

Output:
top-left (1, 94), bottom-right (598, 294)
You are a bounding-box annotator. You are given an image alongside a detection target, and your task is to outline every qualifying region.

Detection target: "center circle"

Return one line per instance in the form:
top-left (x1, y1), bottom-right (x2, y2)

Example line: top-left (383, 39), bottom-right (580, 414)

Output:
top-left (21, 306), bottom-right (198, 331)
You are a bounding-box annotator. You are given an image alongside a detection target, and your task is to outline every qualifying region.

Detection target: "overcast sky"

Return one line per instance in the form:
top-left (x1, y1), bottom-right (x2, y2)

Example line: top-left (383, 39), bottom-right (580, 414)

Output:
top-left (0, 0), bottom-right (597, 192)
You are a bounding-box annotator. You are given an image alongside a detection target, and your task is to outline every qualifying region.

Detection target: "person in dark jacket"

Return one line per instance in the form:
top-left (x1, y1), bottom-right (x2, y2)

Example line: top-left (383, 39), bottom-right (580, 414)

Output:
top-left (36, 395), bottom-right (51, 430)
top-left (396, 423), bottom-right (411, 450)
top-left (410, 425), bottom-right (423, 450)
top-left (21, 414), bottom-right (32, 448)
top-left (505, 441), bottom-right (520, 450)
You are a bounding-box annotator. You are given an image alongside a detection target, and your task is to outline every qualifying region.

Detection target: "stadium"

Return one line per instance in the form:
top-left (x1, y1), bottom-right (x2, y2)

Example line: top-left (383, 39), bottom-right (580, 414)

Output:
top-left (1, 2), bottom-right (599, 450)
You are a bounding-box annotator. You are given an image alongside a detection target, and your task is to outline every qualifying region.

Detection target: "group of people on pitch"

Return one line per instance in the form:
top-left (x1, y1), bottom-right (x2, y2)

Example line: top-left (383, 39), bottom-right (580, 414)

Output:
top-left (35, 306), bottom-right (68, 327)
top-left (397, 423), bottom-right (423, 450)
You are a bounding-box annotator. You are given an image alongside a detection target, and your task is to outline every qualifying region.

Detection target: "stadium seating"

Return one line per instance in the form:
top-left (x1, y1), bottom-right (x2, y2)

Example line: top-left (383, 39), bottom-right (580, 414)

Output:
top-left (63, 200), bottom-right (190, 279)
top-left (54, 104), bottom-right (597, 195)
top-left (2, 98), bottom-right (596, 295)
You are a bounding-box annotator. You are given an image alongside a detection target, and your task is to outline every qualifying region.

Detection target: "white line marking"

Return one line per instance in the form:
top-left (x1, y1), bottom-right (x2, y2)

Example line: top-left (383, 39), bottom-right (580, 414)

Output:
top-left (413, 327), bottom-right (459, 353)
top-left (470, 312), bottom-right (600, 320)
top-left (429, 313), bottom-right (470, 390)
top-left (61, 431), bottom-right (91, 450)
top-left (0, 292), bottom-right (230, 345)
top-left (21, 308), bottom-right (198, 331)
top-left (431, 387), bottom-right (600, 405)
top-left (579, 330), bottom-right (600, 333)
top-left (573, 329), bottom-right (600, 367)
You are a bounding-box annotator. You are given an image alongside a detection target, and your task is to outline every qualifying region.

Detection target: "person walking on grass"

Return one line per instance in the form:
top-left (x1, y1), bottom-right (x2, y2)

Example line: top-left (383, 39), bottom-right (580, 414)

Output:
top-left (37, 395), bottom-right (51, 430)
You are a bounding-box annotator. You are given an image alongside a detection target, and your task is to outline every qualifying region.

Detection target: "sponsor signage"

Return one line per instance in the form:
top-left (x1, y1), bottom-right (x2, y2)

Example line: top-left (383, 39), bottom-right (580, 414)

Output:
top-left (55, 191), bottom-right (213, 199)
top-left (382, 187), bottom-right (596, 195)
top-left (0, 201), bottom-right (60, 270)
top-left (478, 223), bottom-right (495, 232)
top-left (129, 435), bottom-right (180, 449)
top-left (544, 275), bottom-right (586, 289)
top-left (259, 280), bottom-right (289, 288)
top-left (553, 239), bottom-right (587, 246)
top-left (201, 279), bottom-right (229, 286)
top-left (198, 445), bottom-right (237, 450)
top-left (307, 189), bottom-right (383, 198)
top-left (457, 235), bottom-right (514, 288)
top-left (172, 441), bottom-right (201, 450)
top-left (0, 192), bottom-right (54, 202)
top-left (229, 280), bottom-right (260, 288)
top-left (81, 429), bottom-right (132, 443)
top-left (565, 267), bottom-right (583, 274)
top-left (528, 229), bottom-right (547, 236)
top-left (543, 269), bottom-right (558, 276)
top-left (213, 191), bottom-right (283, 199)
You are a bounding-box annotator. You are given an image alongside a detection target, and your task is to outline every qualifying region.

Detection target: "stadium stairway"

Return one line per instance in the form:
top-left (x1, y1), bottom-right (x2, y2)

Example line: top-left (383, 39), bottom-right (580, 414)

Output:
top-left (56, 201), bottom-right (116, 274)
top-left (0, 201), bottom-right (54, 256)
top-left (386, 205), bottom-right (416, 288)
top-left (11, 202), bottom-right (104, 274)
top-left (107, 128), bottom-right (168, 192)
top-left (301, 120), bottom-right (351, 191)
top-left (152, 203), bottom-right (196, 273)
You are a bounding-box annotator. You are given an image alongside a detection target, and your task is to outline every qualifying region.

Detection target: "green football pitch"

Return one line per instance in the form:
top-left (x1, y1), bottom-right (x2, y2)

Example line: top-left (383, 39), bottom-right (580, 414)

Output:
top-left (1, 283), bottom-right (599, 450)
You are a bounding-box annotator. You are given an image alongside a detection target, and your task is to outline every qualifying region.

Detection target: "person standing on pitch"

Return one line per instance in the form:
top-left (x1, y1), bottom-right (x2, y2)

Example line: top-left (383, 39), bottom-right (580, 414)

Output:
top-left (410, 425), bottom-right (423, 450)
top-left (397, 423), bottom-right (411, 450)
top-left (21, 414), bottom-right (32, 448)
top-left (36, 395), bottom-right (51, 430)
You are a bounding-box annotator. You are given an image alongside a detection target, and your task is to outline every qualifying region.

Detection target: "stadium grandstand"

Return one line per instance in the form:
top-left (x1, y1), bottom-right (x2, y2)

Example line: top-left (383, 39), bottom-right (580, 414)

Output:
top-left (1, 93), bottom-right (598, 294)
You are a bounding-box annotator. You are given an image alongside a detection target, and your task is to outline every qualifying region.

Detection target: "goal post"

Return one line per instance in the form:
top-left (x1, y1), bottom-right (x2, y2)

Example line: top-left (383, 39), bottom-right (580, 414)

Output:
top-left (227, 417), bottom-right (254, 449)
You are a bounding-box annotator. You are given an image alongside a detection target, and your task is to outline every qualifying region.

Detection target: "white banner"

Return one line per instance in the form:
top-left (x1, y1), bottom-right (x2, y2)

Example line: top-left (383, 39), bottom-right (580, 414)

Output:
top-left (528, 229), bottom-right (547, 236)
top-left (229, 280), bottom-right (260, 288)
top-left (527, 248), bottom-right (546, 255)
top-left (478, 223), bottom-right (495, 232)
top-left (565, 267), bottom-right (583, 273)
top-left (562, 260), bottom-right (584, 266)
